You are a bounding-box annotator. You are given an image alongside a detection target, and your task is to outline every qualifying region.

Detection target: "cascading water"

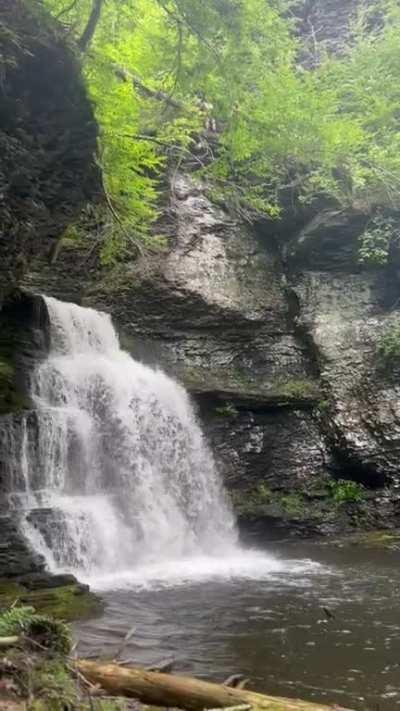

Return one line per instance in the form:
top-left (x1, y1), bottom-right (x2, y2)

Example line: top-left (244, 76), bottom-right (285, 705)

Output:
top-left (6, 296), bottom-right (320, 590)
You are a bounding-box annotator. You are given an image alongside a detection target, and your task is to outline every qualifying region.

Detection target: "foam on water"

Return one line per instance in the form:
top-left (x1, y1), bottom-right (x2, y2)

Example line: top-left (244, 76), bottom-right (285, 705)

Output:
top-left (6, 296), bottom-right (322, 589)
top-left (83, 551), bottom-right (324, 592)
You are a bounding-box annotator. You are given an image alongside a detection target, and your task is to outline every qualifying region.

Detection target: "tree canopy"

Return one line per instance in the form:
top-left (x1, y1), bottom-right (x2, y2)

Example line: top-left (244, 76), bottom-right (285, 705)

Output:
top-left (39, 0), bottom-right (400, 263)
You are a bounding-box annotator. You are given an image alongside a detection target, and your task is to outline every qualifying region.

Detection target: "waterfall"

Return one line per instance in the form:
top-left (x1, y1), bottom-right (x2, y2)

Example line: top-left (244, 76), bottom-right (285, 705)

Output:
top-left (10, 296), bottom-right (240, 584)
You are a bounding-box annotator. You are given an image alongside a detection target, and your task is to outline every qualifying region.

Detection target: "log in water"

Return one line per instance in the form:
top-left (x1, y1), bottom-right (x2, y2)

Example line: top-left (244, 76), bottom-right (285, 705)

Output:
top-left (76, 659), bottom-right (353, 711)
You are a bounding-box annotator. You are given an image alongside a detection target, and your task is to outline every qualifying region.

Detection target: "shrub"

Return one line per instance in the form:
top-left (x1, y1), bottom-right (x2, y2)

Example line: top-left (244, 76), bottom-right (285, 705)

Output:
top-left (377, 324), bottom-right (400, 362)
top-left (359, 215), bottom-right (399, 266)
top-left (328, 479), bottom-right (366, 504)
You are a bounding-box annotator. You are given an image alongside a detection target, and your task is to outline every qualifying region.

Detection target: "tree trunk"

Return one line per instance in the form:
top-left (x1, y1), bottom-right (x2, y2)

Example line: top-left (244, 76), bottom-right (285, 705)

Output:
top-left (76, 660), bottom-right (352, 711)
top-left (77, 0), bottom-right (104, 51)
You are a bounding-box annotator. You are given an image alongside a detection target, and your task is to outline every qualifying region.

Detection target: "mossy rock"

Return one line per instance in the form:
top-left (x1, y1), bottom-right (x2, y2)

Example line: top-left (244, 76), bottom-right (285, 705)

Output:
top-left (345, 529), bottom-right (400, 550)
top-left (0, 580), bottom-right (103, 621)
top-left (231, 483), bottom-right (326, 522)
top-left (269, 377), bottom-right (320, 402)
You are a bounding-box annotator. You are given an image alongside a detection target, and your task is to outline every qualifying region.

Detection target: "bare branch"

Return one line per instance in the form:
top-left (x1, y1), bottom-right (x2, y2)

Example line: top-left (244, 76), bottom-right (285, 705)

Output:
top-left (55, 0), bottom-right (80, 20)
top-left (114, 67), bottom-right (185, 110)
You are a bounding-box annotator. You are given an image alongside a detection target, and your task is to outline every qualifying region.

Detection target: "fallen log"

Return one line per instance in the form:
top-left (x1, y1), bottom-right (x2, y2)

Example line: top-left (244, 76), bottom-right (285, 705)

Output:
top-left (0, 636), bottom-right (19, 647)
top-left (76, 659), bottom-right (353, 711)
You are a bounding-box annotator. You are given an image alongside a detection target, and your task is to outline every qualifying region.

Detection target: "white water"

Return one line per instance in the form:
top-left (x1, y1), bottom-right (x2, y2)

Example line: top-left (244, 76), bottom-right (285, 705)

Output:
top-left (7, 296), bottom-right (320, 589)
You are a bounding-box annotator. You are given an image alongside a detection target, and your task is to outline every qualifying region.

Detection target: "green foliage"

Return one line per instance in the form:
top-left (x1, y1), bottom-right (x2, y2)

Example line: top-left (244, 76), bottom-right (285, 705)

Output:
top-left (280, 492), bottom-right (305, 516)
top-left (0, 605), bottom-right (71, 653)
top-left (327, 479), bottom-right (366, 505)
top-left (30, 659), bottom-right (77, 709)
top-left (278, 378), bottom-right (319, 399)
top-left (215, 402), bottom-right (238, 417)
top-left (231, 482), bottom-right (272, 515)
top-left (359, 215), bottom-right (398, 266)
top-left (318, 399), bottom-right (330, 412)
top-left (377, 323), bottom-right (400, 361)
top-left (39, 0), bottom-right (400, 261)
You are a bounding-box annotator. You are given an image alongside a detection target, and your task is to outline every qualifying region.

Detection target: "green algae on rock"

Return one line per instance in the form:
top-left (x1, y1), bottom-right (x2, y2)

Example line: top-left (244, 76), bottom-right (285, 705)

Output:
top-left (0, 580), bottom-right (102, 622)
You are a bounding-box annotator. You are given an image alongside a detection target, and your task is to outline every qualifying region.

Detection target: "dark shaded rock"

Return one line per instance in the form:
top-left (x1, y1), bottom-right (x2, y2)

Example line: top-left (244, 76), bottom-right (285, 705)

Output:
top-left (15, 572), bottom-right (80, 591)
top-left (0, 290), bottom-right (49, 411)
top-left (0, 514), bottom-right (45, 578)
top-left (202, 402), bottom-right (329, 492)
top-left (0, 0), bottom-right (99, 299)
top-left (297, 0), bottom-right (378, 66)
top-left (284, 210), bottom-right (368, 272)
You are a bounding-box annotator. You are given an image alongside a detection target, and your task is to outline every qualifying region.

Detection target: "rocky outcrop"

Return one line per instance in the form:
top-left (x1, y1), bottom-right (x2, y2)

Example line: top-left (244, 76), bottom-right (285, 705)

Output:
top-left (0, 0), bottom-right (98, 301)
top-left (288, 210), bottom-right (400, 489)
top-left (86, 175), bottom-right (318, 399)
top-left (0, 515), bottom-right (45, 578)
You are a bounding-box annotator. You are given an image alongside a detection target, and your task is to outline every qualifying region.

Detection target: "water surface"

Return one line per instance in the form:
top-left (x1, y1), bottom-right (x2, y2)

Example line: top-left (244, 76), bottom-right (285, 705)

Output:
top-left (76, 541), bottom-right (400, 711)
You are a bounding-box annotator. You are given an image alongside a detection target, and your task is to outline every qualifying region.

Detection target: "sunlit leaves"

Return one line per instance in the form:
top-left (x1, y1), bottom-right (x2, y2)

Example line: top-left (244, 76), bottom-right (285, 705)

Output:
top-left (40, 0), bottom-right (400, 259)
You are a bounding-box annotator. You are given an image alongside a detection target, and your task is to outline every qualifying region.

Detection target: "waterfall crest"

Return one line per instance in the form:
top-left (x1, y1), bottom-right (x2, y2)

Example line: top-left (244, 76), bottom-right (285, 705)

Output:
top-left (11, 296), bottom-right (238, 582)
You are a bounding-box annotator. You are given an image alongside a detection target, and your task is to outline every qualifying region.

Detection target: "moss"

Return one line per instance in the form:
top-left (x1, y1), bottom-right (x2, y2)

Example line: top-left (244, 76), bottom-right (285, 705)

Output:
top-left (0, 581), bottom-right (102, 621)
top-left (231, 482), bottom-right (335, 524)
top-left (317, 399), bottom-right (330, 411)
top-left (24, 584), bottom-right (103, 621)
top-left (29, 660), bottom-right (77, 709)
top-left (6, 652), bottom-right (129, 710)
top-left (231, 482), bottom-right (272, 516)
top-left (0, 603), bottom-right (124, 708)
top-left (0, 580), bottom-right (26, 607)
top-left (279, 493), bottom-right (306, 516)
top-left (232, 484), bottom-right (310, 518)
top-left (347, 530), bottom-right (400, 549)
top-left (273, 378), bottom-right (320, 400)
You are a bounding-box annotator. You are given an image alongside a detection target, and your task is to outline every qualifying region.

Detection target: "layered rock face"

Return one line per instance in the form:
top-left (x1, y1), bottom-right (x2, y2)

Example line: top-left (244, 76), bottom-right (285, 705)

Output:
top-left (287, 214), bottom-right (400, 492)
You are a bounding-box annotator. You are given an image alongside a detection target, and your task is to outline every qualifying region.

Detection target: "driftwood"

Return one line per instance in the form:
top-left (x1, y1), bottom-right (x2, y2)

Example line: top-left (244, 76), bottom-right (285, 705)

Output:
top-left (76, 659), bottom-right (353, 711)
top-left (0, 636), bottom-right (19, 647)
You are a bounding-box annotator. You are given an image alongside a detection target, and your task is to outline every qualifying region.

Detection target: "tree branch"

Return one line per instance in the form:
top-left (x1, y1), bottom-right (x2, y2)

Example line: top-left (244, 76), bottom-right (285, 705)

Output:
top-left (55, 0), bottom-right (80, 20)
top-left (77, 0), bottom-right (104, 52)
top-left (114, 67), bottom-right (185, 110)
